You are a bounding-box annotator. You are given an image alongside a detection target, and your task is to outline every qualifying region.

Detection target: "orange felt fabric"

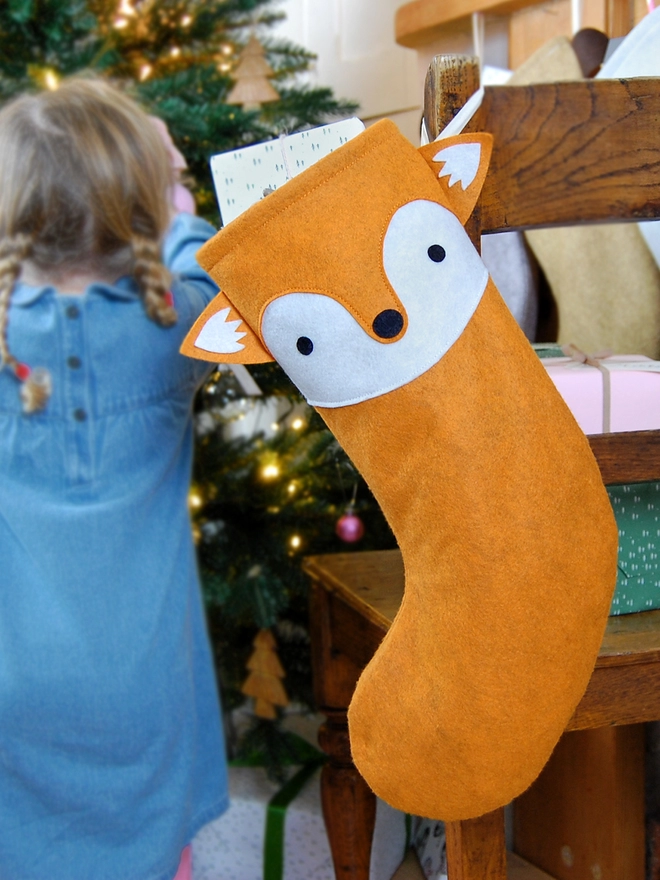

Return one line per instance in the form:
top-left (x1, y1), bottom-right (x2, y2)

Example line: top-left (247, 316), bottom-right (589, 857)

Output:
top-left (192, 124), bottom-right (490, 355)
top-left (182, 119), bottom-right (618, 819)
top-left (329, 278), bottom-right (616, 818)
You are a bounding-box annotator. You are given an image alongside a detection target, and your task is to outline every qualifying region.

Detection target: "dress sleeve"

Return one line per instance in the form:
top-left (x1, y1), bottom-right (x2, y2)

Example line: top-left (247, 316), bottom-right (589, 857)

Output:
top-left (162, 212), bottom-right (220, 317)
top-left (163, 212), bottom-right (220, 384)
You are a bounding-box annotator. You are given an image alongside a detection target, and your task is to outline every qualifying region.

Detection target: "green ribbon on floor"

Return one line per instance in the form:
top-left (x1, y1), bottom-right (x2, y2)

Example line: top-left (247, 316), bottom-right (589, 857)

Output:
top-left (263, 758), bottom-right (325, 880)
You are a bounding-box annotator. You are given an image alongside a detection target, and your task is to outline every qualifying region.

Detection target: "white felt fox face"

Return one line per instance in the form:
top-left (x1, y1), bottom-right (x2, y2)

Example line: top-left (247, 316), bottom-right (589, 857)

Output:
top-left (260, 199), bottom-right (487, 407)
top-left (181, 128), bottom-right (493, 409)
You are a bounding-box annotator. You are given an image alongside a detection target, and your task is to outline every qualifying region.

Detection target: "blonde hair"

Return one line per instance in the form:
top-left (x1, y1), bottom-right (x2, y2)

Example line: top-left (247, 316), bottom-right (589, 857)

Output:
top-left (0, 77), bottom-right (178, 411)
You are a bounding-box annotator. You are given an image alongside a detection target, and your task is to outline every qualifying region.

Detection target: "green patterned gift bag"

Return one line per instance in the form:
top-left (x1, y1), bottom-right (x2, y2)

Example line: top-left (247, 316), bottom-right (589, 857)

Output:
top-left (608, 482), bottom-right (660, 615)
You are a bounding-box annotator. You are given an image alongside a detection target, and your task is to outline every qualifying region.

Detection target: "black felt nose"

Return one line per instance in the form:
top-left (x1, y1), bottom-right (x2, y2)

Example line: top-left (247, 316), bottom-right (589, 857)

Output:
top-left (372, 309), bottom-right (404, 339)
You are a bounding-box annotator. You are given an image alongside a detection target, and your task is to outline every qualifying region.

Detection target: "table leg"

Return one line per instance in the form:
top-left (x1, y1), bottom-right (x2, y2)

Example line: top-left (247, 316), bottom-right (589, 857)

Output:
top-left (318, 709), bottom-right (377, 880)
top-left (446, 808), bottom-right (507, 880)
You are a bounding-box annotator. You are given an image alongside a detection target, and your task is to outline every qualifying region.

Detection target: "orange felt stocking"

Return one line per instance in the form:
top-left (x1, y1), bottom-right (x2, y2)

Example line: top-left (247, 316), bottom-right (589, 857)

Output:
top-left (181, 120), bottom-right (618, 820)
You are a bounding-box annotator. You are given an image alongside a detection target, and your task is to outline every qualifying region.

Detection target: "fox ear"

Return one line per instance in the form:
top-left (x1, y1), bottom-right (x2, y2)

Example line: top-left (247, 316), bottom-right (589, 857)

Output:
top-left (180, 288), bottom-right (274, 364)
top-left (418, 133), bottom-right (493, 226)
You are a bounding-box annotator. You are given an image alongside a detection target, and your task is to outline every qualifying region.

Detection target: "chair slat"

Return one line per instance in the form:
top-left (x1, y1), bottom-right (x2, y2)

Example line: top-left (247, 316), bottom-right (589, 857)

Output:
top-left (588, 430), bottom-right (660, 485)
top-left (464, 79), bottom-right (660, 233)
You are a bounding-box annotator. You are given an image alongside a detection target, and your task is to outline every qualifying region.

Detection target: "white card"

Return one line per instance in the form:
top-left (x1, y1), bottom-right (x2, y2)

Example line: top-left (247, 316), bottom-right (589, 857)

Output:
top-left (210, 118), bottom-right (365, 226)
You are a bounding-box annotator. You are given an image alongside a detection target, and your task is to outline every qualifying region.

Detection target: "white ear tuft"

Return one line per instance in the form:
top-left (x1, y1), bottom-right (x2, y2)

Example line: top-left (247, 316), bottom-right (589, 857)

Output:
top-left (195, 307), bottom-right (247, 354)
top-left (432, 142), bottom-right (482, 190)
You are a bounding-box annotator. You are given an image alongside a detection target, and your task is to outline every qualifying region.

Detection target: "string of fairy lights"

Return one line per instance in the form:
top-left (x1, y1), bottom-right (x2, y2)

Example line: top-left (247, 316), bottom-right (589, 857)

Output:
top-left (110, 0), bottom-right (238, 83)
top-left (188, 404), bottom-right (309, 554)
top-left (35, 0), bottom-right (240, 89)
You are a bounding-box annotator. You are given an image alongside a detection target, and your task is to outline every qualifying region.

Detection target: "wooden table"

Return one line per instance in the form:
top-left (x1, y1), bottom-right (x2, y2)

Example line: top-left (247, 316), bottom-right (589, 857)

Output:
top-left (305, 549), bottom-right (660, 880)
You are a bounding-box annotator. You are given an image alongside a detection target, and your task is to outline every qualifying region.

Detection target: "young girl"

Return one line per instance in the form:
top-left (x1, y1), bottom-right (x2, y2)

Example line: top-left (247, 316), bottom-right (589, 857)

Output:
top-left (0, 78), bottom-right (228, 880)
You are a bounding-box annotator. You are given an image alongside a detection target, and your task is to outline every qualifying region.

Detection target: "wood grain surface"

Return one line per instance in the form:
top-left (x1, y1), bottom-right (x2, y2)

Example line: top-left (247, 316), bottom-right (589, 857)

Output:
top-left (465, 80), bottom-right (660, 233)
top-left (423, 55), bottom-right (480, 141)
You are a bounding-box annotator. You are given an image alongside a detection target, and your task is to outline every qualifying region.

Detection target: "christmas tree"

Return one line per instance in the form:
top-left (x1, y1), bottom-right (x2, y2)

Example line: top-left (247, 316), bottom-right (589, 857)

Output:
top-left (193, 367), bottom-right (395, 772)
top-left (0, 0), bottom-right (358, 217)
top-left (0, 0), bottom-right (395, 775)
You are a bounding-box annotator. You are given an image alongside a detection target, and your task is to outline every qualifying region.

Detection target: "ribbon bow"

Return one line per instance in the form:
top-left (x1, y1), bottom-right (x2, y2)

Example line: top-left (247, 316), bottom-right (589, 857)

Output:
top-left (561, 344), bottom-right (614, 433)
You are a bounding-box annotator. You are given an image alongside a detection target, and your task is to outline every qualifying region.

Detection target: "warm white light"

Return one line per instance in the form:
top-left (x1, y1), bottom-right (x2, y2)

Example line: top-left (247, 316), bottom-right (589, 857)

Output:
top-left (221, 43), bottom-right (233, 55)
top-left (218, 62), bottom-right (232, 73)
top-left (139, 64), bottom-right (152, 81)
top-left (118, 0), bottom-right (136, 15)
top-left (188, 491), bottom-right (202, 510)
top-left (291, 417), bottom-right (304, 430)
top-left (261, 464), bottom-right (280, 480)
top-left (181, 14), bottom-right (192, 25)
top-left (287, 482), bottom-right (297, 495)
top-left (44, 70), bottom-right (60, 91)
top-left (170, 46), bottom-right (181, 57)
top-left (113, 16), bottom-right (129, 28)
top-left (270, 422), bottom-right (279, 431)
top-left (289, 535), bottom-right (302, 549)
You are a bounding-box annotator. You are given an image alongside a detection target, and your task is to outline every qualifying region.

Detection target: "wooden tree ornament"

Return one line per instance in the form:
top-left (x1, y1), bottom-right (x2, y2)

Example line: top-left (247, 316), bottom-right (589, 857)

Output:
top-left (241, 628), bottom-right (289, 719)
top-left (226, 35), bottom-right (280, 111)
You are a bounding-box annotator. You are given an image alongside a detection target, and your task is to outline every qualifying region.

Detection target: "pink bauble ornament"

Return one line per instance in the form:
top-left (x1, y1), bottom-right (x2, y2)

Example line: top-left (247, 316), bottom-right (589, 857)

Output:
top-left (335, 511), bottom-right (365, 543)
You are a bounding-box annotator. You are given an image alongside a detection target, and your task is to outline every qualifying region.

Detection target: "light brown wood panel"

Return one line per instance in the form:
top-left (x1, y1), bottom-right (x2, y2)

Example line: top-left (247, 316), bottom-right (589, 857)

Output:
top-left (508, 0), bottom-right (572, 69)
top-left (507, 853), bottom-right (557, 879)
top-left (514, 726), bottom-right (645, 880)
top-left (507, 0), bottom-right (638, 65)
top-left (583, 0), bottom-right (646, 32)
top-left (607, 0), bottom-right (637, 36)
top-left (396, 0), bottom-right (534, 48)
top-left (395, 0), bottom-right (644, 50)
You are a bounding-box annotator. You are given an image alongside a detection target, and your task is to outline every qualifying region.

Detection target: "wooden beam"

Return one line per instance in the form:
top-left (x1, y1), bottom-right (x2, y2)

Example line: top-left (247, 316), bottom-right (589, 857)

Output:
top-left (396, 0), bottom-right (546, 48)
top-left (465, 79), bottom-right (660, 233)
top-left (446, 809), bottom-right (507, 880)
top-left (588, 430), bottom-right (660, 485)
top-left (423, 54), bottom-right (481, 141)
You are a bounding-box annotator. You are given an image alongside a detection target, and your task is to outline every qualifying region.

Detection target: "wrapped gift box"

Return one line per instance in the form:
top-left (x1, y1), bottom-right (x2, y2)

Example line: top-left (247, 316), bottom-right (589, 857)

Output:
top-left (535, 347), bottom-right (660, 435)
top-left (192, 764), bottom-right (408, 880)
top-left (608, 482), bottom-right (660, 616)
top-left (534, 346), bottom-right (660, 615)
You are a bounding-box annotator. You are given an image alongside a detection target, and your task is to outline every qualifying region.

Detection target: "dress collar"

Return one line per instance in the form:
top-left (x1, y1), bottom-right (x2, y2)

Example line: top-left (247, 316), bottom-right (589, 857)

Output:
top-left (11, 276), bottom-right (140, 307)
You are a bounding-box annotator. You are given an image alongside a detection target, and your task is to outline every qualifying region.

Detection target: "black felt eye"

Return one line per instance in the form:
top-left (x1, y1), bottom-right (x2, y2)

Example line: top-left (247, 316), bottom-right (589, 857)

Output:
top-left (427, 244), bottom-right (446, 263)
top-left (296, 336), bottom-right (314, 356)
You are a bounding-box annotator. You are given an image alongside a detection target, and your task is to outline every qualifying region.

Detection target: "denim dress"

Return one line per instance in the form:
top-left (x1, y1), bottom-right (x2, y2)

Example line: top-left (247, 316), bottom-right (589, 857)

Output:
top-left (0, 213), bottom-right (229, 880)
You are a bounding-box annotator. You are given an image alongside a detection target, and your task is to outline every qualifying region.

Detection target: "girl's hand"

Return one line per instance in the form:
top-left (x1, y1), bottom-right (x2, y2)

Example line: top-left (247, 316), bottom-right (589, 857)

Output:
top-left (149, 116), bottom-right (196, 216)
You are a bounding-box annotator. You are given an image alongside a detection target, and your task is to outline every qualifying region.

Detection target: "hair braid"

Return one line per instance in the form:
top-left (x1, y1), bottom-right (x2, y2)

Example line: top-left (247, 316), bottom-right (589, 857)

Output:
top-left (0, 233), bottom-right (51, 413)
top-left (0, 233), bottom-right (32, 371)
top-left (132, 236), bottom-right (177, 328)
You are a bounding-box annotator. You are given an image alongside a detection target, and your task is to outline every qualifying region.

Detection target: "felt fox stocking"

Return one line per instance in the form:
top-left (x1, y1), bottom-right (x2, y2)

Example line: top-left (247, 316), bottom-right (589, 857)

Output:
top-left (181, 120), bottom-right (618, 820)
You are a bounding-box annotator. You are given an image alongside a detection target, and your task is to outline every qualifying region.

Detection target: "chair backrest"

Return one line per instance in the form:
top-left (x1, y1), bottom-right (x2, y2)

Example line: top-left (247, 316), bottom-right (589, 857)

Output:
top-left (423, 54), bottom-right (660, 482)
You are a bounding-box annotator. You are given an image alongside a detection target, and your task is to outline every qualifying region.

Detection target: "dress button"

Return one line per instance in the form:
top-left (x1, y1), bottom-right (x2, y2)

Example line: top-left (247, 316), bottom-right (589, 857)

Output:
top-left (67, 355), bottom-right (82, 369)
top-left (73, 408), bottom-right (87, 422)
top-left (66, 304), bottom-right (80, 319)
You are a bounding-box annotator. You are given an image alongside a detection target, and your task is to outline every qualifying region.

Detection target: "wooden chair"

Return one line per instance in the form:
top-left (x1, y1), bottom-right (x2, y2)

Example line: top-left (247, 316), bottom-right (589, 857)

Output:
top-left (304, 57), bottom-right (660, 880)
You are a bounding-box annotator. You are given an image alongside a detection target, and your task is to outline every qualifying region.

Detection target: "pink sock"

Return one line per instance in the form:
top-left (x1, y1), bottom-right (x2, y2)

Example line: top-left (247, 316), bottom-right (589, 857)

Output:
top-left (173, 846), bottom-right (192, 880)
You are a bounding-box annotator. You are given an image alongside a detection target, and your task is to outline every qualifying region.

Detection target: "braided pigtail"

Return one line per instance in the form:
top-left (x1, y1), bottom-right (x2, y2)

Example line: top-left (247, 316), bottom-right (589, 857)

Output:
top-left (132, 235), bottom-right (177, 328)
top-left (0, 234), bottom-right (51, 414)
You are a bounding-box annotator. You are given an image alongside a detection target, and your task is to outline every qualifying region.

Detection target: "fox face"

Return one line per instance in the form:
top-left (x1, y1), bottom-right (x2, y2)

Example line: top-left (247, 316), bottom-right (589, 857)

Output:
top-left (182, 125), bottom-right (493, 407)
top-left (260, 200), bottom-right (488, 407)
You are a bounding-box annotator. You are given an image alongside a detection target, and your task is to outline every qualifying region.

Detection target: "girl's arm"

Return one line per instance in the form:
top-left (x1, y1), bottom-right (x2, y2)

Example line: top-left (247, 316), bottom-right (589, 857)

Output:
top-left (162, 212), bottom-right (219, 310)
top-left (163, 213), bottom-right (222, 383)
